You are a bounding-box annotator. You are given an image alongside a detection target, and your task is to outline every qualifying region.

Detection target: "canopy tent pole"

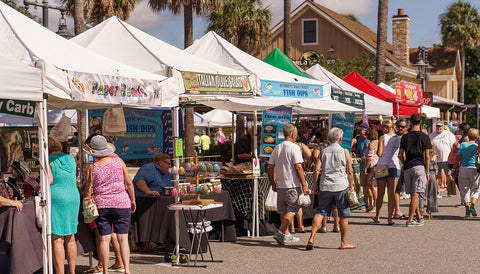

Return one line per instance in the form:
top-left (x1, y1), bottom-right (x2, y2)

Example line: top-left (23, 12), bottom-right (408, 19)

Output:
top-left (172, 107), bottom-right (181, 265)
top-left (252, 110), bottom-right (259, 237)
top-left (232, 112), bottom-right (236, 163)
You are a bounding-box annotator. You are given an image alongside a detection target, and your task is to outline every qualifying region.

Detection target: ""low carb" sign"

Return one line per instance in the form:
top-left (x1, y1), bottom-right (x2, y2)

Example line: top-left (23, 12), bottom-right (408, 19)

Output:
top-left (0, 99), bottom-right (35, 118)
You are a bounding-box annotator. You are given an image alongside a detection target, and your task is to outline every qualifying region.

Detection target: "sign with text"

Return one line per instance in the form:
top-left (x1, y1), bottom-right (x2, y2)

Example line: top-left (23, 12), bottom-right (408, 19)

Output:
top-left (395, 82), bottom-right (422, 106)
top-left (88, 108), bottom-right (183, 160)
top-left (331, 112), bottom-right (355, 152)
top-left (422, 92), bottom-right (433, 106)
top-left (182, 71), bottom-right (251, 95)
top-left (331, 88), bottom-right (365, 109)
top-left (0, 99), bottom-right (36, 118)
top-left (260, 107), bottom-right (292, 157)
top-left (261, 80), bottom-right (324, 98)
top-left (67, 71), bottom-right (164, 106)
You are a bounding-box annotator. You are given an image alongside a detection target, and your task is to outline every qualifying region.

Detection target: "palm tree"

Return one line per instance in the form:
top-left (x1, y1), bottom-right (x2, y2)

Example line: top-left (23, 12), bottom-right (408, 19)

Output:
top-left (148, 0), bottom-right (224, 157)
top-left (62, 0), bottom-right (139, 26)
top-left (208, 0), bottom-right (272, 55)
top-left (73, 0), bottom-right (85, 34)
top-left (375, 0), bottom-right (388, 84)
top-left (440, 0), bottom-right (480, 103)
top-left (284, 0), bottom-right (291, 57)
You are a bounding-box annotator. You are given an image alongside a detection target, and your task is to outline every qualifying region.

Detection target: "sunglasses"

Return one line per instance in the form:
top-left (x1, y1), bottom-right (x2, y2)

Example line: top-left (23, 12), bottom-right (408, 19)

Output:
top-left (436, 125), bottom-right (443, 127)
top-left (397, 125), bottom-right (406, 129)
top-left (162, 161), bottom-right (172, 166)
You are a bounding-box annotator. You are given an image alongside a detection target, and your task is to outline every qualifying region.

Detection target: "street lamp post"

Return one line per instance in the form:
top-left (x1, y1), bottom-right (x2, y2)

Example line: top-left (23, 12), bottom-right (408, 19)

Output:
top-left (24, 0), bottom-right (72, 38)
top-left (413, 46), bottom-right (433, 92)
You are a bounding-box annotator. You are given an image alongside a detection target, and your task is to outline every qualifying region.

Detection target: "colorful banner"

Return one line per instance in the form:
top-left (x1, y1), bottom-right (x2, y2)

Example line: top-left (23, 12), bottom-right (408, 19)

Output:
top-left (261, 80), bottom-right (324, 98)
top-left (395, 82), bottom-right (422, 106)
top-left (331, 112), bottom-right (355, 152)
top-left (331, 88), bottom-right (365, 109)
top-left (88, 108), bottom-right (183, 160)
top-left (260, 107), bottom-right (292, 157)
top-left (182, 71), bottom-right (252, 95)
top-left (67, 71), bottom-right (163, 106)
top-left (0, 99), bottom-right (36, 118)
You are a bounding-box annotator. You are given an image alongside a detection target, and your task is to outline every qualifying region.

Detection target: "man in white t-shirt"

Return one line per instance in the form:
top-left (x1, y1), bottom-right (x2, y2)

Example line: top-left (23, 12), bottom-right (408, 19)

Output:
top-left (267, 123), bottom-right (310, 245)
top-left (429, 121), bottom-right (456, 195)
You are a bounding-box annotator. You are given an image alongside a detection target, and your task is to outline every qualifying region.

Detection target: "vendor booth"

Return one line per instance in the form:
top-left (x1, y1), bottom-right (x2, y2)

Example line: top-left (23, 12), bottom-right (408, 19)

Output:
top-left (343, 71), bottom-right (422, 117)
top-left (0, 2), bottom-right (183, 273)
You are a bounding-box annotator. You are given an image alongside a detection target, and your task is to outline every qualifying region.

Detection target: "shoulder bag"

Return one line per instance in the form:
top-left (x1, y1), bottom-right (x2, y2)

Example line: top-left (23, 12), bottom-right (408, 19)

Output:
top-left (374, 135), bottom-right (399, 179)
top-left (82, 165), bottom-right (99, 223)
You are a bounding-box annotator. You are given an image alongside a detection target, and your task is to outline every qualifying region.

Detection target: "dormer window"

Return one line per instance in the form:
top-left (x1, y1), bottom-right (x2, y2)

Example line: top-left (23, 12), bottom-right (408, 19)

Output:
top-left (302, 19), bottom-right (318, 45)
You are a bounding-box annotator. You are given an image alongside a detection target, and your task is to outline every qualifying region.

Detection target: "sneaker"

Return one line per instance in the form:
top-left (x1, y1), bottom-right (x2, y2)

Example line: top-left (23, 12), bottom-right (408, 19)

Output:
top-left (273, 231), bottom-right (285, 245)
top-left (466, 211), bottom-right (471, 217)
top-left (406, 220), bottom-right (423, 227)
top-left (400, 193), bottom-right (410, 199)
top-left (470, 206), bottom-right (477, 216)
top-left (416, 218), bottom-right (425, 226)
top-left (437, 193), bottom-right (442, 199)
top-left (284, 233), bottom-right (300, 243)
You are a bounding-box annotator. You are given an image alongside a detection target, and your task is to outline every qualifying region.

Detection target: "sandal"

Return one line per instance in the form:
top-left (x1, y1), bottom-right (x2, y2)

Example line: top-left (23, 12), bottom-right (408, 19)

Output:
top-left (84, 266), bottom-right (102, 274)
top-left (393, 214), bottom-right (408, 220)
top-left (306, 242), bottom-right (314, 250)
top-left (371, 217), bottom-right (380, 223)
top-left (108, 263), bottom-right (125, 272)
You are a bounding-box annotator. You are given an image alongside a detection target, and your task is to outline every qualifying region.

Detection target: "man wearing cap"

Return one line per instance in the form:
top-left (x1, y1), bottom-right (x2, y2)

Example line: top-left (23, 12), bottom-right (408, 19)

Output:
top-left (355, 123), bottom-right (370, 209)
top-left (429, 121), bottom-right (456, 197)
top-left (133, 153), bottom-right (173, 196)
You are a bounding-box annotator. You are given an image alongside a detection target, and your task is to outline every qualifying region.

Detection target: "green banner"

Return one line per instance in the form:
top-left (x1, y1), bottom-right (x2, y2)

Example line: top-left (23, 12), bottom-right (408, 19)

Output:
top-left (182, 71), bottom-right (252, 95)
top-left (175, 138), bottom-right (183, 158)
top-left (331, 88), bottom-right (364, 109)
top-left (0, 99), bottom-right (36, 118)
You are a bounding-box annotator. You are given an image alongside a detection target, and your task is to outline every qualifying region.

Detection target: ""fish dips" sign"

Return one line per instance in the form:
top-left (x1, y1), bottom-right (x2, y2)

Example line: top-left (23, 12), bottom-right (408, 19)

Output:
top-left (261, 80), bottom-right (324, 98)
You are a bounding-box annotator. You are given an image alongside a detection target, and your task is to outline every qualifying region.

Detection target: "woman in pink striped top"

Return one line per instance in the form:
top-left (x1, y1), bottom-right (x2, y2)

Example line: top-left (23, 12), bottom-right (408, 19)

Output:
top-left (84, 135), bottom-right (135, 274)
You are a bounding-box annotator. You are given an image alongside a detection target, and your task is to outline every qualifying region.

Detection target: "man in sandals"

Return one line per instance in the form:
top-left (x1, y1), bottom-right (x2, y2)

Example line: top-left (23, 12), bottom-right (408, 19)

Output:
top-left (399, 114), bottom-right (432, 227)
top-left (267, 123), bottom-right (310, 245)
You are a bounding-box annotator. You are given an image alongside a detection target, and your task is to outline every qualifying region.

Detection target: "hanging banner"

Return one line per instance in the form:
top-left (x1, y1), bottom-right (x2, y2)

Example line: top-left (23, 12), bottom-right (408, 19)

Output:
top-left (0, 99), bottom-right (36, 118)
top-left (67, 71), bottom-right (163, 106)
top-left (331, 88), bottom-right (365, 109)
top-left (260, 107), bottom-right (292, 157)
top-left (261, 80), bottom-right (324, 98)
top-left (88, 108), bottom-right (183, 160)
top-left (182, 71), bottom-right (252, 95)
top-left (331, 112), bottom-right (355, 152)
top-left (395, 82), bottom-right (422, 106)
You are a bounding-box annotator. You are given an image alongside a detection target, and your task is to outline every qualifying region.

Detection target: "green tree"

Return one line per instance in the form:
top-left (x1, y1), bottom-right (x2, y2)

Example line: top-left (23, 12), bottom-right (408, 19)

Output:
top-left (148, 0), bottom-right (224, 158)
top-left (375, 0), bottom-right (388, 84)
top-left (1, 0), bottom-right (35, 19)
top-left (440, 0), bottom-right (480, 103)
top-left (208, 0), bottom-right (272, 55)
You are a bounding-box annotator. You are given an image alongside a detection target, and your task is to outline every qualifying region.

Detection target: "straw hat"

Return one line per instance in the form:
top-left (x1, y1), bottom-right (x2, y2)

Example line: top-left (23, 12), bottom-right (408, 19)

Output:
top-left (84, 135), bottom-right (115, 157)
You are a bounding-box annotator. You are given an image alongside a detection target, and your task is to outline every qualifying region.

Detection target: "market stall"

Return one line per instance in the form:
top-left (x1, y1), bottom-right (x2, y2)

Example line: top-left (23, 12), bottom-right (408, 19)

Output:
top-left (0, 2), bottom-right (182, 273)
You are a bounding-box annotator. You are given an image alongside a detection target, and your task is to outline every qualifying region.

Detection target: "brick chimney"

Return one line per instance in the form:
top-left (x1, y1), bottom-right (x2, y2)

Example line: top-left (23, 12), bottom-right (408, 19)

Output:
top-left (392, 8), bottom-right (410, 65)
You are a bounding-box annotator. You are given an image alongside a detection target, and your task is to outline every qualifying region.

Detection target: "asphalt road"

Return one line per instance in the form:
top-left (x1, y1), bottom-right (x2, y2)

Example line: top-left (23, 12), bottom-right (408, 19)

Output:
top-left (74, 192), bottom-right (480, 273)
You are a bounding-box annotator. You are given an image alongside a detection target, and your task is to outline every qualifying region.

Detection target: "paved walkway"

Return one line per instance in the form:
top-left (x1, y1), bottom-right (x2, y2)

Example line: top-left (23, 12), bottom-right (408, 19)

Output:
top-left (75, 192), bottom-right (480, 273)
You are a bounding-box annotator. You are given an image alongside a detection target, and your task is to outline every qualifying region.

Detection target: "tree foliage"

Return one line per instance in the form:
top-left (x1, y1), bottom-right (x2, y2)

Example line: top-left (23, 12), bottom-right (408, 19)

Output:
top-left (305, 52), bottom-right (395, 84)
top-left (208, 0), bottom-right (271, 55)
top-left (1, 0), bottom-right (36, 19)
top-left (60, 0), bottom-right (140, 26)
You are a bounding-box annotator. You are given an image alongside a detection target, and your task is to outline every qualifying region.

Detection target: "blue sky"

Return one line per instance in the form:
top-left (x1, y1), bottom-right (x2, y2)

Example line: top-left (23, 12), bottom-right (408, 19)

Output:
top-left (35, 0), bottom-right (469, 50)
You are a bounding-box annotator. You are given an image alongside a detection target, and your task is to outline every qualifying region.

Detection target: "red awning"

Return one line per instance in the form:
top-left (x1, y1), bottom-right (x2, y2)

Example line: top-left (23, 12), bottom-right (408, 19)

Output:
top-left (343, 71), bottom-right (396, 103)
top-left (343, 71), bottom-right (420, 116)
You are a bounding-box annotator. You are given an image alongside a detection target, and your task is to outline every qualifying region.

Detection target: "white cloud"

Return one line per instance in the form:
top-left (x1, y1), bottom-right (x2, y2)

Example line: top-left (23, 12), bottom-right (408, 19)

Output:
top-left (127, 0), bottom-right (162, 30)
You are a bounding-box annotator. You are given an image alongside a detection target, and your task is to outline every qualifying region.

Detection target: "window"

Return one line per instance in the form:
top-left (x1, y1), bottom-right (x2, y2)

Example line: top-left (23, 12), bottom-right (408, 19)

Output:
top-left (303, 19), bottom-right (317, 44)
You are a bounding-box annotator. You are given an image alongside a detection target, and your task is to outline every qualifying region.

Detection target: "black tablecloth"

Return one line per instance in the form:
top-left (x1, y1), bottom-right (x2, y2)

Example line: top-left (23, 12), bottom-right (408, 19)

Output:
top-left (0, 201), bottom-right (95, 274)
top-left (133, 191), bottom-right (236, 250)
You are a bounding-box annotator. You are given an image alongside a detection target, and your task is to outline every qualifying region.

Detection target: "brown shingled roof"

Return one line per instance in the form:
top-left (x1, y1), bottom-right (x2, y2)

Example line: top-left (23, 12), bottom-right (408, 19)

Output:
top-left (309, 1), bottom-right (408, 68)
top-left (409, 47), bottom-right (458, 75)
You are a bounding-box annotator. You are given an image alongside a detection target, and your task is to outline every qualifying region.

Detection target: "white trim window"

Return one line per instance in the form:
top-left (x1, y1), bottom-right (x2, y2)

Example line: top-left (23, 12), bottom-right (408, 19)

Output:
top-left (302, 19), bottom-right (318, 45)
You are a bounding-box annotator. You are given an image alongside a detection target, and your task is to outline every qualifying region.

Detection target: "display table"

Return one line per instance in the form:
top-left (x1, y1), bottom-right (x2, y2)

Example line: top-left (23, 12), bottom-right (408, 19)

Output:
top-left (168, 203), bottom-right (224, 267)
top-left (133, 191), bottom-right (236, 250)
top-left (0, 200), bottom-right (95, 274)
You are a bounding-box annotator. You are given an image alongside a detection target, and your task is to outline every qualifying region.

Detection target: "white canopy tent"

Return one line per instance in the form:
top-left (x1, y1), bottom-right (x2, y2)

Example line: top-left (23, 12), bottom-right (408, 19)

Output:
top-left (0, 2), bottom-right (184, 273)
top-left (378, 82), bottom-right (440, 119)
top-left (306, 64), bottom-right (393, 116)
top-left (195, 109), bottom-right (236, 128)
top-left (185, 31), bottom-right (361, 114)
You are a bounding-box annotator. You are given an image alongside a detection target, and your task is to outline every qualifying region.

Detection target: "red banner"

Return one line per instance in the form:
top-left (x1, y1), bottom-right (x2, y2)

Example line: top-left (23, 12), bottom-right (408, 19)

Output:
top-left (395, 82), bottom-right (422, 106)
